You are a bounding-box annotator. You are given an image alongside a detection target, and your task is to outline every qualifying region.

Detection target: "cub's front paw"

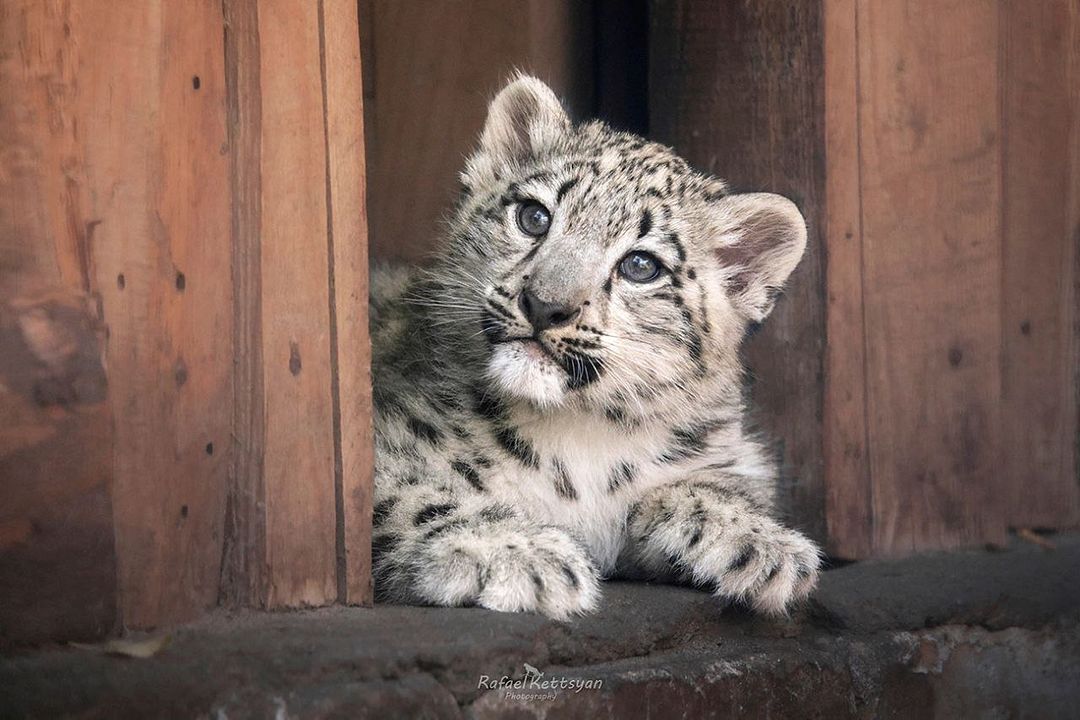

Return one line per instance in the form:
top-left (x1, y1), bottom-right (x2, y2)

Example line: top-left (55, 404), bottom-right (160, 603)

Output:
top-left (631, 487), bottom-right (821, 614)
top-left (696, 522), bottom-right (821, 614)
top-left (413, 523), bottom-right (601, 620)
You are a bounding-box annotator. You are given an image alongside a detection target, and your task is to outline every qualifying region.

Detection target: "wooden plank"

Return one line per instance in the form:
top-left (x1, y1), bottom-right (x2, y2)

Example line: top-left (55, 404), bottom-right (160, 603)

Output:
top-left (361, 0), bottom-right (594, 263)
top-left (649, 0), bottom-right (828, 542)
top-left (75, 0), bottom-right (234, 627)
top-left (320, 0), bottom-right (374, 605)
top-left (257, 0), bottom-right (338, 607)
top-left (822, 0), bottom-right (872, 559)
top-left (0, 1), bottom-right (117, 646)
top-left (1000, 0), bottom-right (1080, 530)
top-left (220, 0), bottom-right (267, 609)
top-left (857, 0), bottom-right (1006, 554)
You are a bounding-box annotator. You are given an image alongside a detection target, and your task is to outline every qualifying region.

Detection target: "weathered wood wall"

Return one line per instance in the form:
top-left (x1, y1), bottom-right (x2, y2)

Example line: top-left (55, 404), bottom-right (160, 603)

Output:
top-left (0, 0), bottom-right (372, 647)
top-left (820, 0), bottom-right (1079, 557)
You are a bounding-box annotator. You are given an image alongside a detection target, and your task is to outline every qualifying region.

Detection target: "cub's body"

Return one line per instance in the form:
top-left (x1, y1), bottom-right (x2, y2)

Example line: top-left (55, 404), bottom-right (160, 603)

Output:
top-left (369, 76), bottom-right (820, 619)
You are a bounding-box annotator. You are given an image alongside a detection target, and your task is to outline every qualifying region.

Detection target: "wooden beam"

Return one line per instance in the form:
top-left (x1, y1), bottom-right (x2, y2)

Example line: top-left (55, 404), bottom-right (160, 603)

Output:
top-left (857, 0), bottom-right (1007, 554)
top-left (823, 0), bottom-right (873, 559)
top-left (0, 1), bottom-right (117, 646)
top-left (321, 0), bottom-right (374, 606)
top-left (1000, 0), bottom-right (1080, 530)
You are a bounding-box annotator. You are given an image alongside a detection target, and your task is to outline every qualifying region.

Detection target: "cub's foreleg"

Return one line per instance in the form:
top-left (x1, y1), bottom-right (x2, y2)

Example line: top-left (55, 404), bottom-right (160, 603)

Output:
top-left (372, 482), bottom-right (601, 620)
top-left (621, 478), bottom-right (821, 614)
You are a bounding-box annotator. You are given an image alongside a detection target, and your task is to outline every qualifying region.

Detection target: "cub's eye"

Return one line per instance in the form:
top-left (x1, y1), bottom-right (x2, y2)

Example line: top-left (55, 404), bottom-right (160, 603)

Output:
top-left (516, 201), bottom-right (552, 237)
top-left (618, 251), bottom-right (664, 283)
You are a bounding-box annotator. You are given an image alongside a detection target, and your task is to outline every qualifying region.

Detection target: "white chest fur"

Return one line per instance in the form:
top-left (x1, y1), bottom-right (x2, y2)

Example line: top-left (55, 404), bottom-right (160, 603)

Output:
top-left (491, 408), bottom-right (674, 573)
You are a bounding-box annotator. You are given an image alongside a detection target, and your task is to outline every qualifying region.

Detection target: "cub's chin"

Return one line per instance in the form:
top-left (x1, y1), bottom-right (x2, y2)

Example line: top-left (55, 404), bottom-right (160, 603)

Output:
top-left (485, 339), bottom-right (567, 408)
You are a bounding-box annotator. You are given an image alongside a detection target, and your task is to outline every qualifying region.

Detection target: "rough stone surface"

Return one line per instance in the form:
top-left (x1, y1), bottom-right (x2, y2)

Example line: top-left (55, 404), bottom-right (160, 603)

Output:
top-left (2, 536), bottom-right (1078, 718)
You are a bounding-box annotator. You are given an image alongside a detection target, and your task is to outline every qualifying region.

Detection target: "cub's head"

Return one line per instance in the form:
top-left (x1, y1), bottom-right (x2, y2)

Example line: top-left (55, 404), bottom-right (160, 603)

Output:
top-left (428, 75), bottom-right (806, 417)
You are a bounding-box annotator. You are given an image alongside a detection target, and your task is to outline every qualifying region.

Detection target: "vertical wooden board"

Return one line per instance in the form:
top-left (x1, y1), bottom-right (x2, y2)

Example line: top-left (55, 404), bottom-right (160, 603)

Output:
top-left (321, 0), bottom-right (374, 605)
top-left (822, 0), bottom-right (872, 559)
top-left (77, 0), bottom-right (233, 627)
top-left (1000, 0), bottom-right (1080, 530)
top-left (361, 0), bottom-right (594, 263)
top-left (220, 0), bottom-right (266, 608)
top-left (857, 0), bottom-right (1006, 554)
top-left (0, 1), bottom-right (117, 646)
top-left (649, 0), bottom-right (828, 541)
top-left (258, 0), bottom-right (338, 607)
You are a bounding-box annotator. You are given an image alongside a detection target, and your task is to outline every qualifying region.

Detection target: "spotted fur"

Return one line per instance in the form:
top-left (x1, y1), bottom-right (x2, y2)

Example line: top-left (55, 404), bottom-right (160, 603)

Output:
top-left (369, 75), bottom-right (820, 619)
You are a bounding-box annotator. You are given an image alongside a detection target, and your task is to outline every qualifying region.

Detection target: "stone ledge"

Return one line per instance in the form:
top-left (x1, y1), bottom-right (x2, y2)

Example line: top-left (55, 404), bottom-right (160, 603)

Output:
top-left (2, 536), bottom-right (1078, 718)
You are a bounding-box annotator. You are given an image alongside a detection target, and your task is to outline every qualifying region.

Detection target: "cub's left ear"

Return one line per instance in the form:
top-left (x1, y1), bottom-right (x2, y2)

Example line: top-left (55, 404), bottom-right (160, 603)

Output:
top-left (709, 193), bottom-right (807, 323)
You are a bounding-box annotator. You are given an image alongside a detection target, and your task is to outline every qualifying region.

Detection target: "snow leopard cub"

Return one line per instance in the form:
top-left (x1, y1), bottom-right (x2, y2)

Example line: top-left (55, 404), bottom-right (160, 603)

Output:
top-left (369, 75), bottom-right (821, 619)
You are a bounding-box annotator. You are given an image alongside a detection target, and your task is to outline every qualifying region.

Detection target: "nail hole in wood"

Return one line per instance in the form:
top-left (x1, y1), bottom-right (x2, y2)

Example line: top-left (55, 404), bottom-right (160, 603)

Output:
top-left (205, 442), bottom-right (214, 456)
top-left (192, 75), bottom-right (201, 90)
top-left (289, 342), bottom-right (302, 376)
top-left (117, 273), bottom-right (126, 290)
top-left (175, 272), bottom-right (186, 291)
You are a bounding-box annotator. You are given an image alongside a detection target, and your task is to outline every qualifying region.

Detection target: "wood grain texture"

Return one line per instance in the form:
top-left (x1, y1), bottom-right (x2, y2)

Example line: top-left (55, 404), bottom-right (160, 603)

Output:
top-left (361, 0), bottom-right (594, 263)
top-left (822, 0), bottom-right (872, 559)
top-left (72, 0), bottom-right (234, 628)
top-left (220, 0), bottom-right (268, 609)
top-left (0, 1), bottom-right (117, 646)
top-left (321, 0), bottom-right (374, 606)
top-left (857, 0), bottom-right (1006, 554)
top-left (649, 0), bottom-right (828, 542)
top-left (1000, 0), bottom-right (1080, 530)
top-left (257, 0), bottom-right (338, 608)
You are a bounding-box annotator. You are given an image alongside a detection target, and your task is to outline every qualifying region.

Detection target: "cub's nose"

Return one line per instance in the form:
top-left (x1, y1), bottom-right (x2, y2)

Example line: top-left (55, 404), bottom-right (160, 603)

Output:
top-left (517, 288), bottom-right (580, 331)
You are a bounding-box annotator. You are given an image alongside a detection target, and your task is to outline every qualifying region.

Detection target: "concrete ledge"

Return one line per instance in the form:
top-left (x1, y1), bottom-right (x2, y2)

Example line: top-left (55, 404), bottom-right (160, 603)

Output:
top-left (3, 536), bottom-right (1078, 718)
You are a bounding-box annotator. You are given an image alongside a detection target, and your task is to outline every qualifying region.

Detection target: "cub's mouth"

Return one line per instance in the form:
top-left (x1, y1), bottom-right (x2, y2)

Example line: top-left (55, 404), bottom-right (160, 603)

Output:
top-left (493, 335), bottom-right (558, 363)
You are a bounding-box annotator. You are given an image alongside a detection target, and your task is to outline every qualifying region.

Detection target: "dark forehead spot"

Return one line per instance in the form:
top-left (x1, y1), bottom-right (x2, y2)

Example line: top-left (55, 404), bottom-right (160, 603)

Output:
top-left (638, 210), bottom-right (653, 238)
top-left (556, 176), bottom-right (580, 203)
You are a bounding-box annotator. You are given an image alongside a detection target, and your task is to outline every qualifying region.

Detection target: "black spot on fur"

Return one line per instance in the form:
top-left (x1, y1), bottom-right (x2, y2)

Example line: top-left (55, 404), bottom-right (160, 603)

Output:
top-left (479, 504), bottom-right (515, 522)
top-left (729, 546), bottom-right (756, 572)
top-left (424, 518), bottom-right (467, 540)
top-left (561, 563), bottom-right (580, 588)
top-left (486, 298), bottom-right (516, 321)
top-left (372, 498), bottom-right (398, 528)
top-left (563, 351), bottom-right (604, 390)
top-left (414, 503), bottom-right (456, 526)
top-left (607, 462), bottom-right (635, 493)
top-left (450, 459), bottom-right (485, 492)
top-left (686, 267), bottom-right (697, 280)
top-left (602, 277), bottom-right (613, 295)
top-left (494, 426), bottom-right (540, 468)
top-left (605, 405), bottom-right (626, 424)
top-left (556, 176), bottom-right (580, 202)
top-left (686, 499), bottom-right (706, 548)
top-left (473, 387), bottom-right (505, 422)
top-left (638, 210), bottom-right (653, 238)
top-left (407, 417), bottom-right (443, 446)
top-left (371, 534), bottom-right (400, 564)
top-left (660, 425), bottom-right (711, 463)
top-left (668, 232), bottom-right (687, 261)
top-left (552, 459), bottom-right (578, 500)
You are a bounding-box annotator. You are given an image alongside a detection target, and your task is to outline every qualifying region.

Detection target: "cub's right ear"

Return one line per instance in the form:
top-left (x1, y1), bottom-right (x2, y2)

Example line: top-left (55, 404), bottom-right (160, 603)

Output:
top-left (462, 74), bottom-right (570, 189)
